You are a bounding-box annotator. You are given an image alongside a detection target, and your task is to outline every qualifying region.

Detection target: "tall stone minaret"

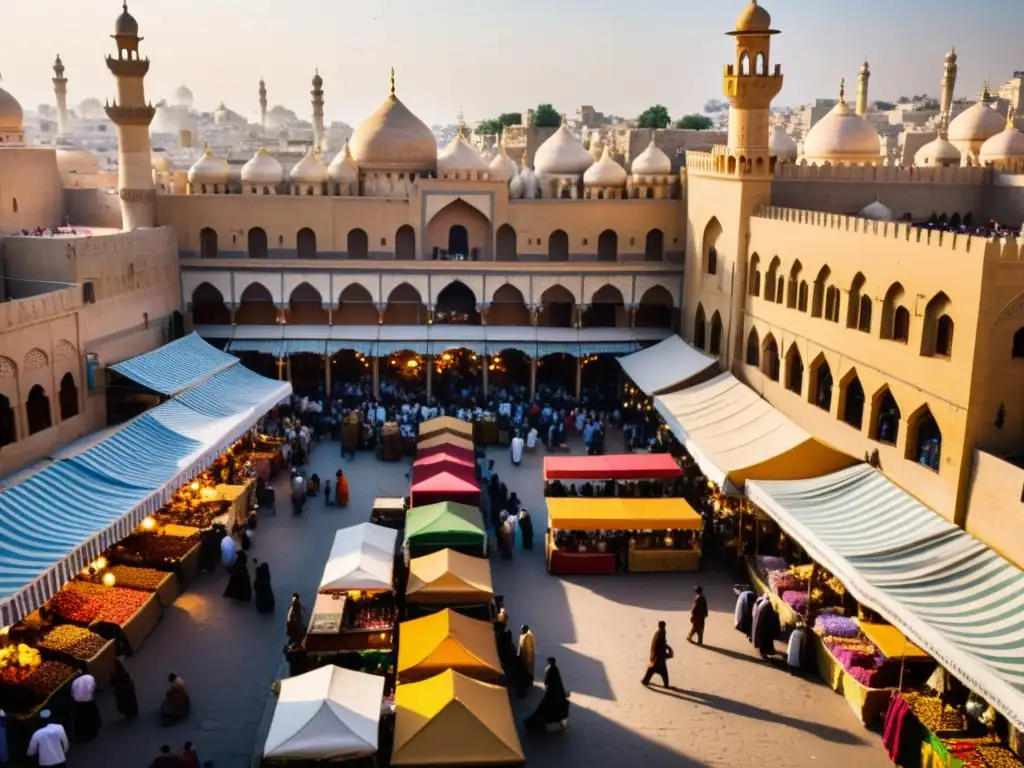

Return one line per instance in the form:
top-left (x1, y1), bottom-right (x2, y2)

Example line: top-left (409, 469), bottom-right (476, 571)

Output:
top-left (104, 2), bottom-right (156, 231)
top-left (856, 60), bottom-right (870, 117)
top-left (52, 55), bottom-right (71, 137)
top-left (258, 78), bottom-right (268, 138)
top-left (940, 48), bottom-right (958, 122)
top-left (311, 69), bottom-right (325, 152)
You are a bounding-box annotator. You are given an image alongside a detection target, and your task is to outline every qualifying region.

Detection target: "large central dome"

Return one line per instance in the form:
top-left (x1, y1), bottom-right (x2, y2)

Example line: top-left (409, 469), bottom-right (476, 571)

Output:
top-left (350, 91), bottom-right (437, 171)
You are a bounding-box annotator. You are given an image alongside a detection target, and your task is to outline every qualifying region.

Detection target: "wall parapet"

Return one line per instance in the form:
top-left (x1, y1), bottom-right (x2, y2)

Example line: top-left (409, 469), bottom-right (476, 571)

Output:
top-left (0, 285), bottom-right (82, 333)
top-left (773, 162), bottom-right (990, 184)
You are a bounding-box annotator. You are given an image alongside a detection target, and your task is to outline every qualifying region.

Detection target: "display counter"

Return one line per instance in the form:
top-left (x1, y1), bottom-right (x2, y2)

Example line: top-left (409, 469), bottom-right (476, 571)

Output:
top-left (303, 593), bottom-right (396, 657)
top-left (743, 557), bottom-right (800, 629)
top-left (545, 532), bottom-right (617, 575)
top-left (371, 497), bottom-right (407, 530)
top-left (628, 541), bottom-right (701, 572)
top-left (213, 479), bottom-right (255, 529)
top-left (106, 566), bottom-right (182, 609)
top-left (93, 591), bottom-right (163, 656)
top-left (37, 627), bottom-right (116, 690)
top-left (4, 665), bottom-right (76, 757)
top-left (811, 632), bottom-right (893, 726)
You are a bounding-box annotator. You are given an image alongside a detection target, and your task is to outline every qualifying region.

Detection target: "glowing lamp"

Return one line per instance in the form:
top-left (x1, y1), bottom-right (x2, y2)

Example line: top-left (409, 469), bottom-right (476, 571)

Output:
top-left (494, 356), bottom-right (501, 363)
top-left (406, 359), bottom-right (418, 369)
top-left (442, 353), bottom-right (452, 361)
top-left (471, 354), bottom-right (477, 360)
top-left (664, 536), bottom-right (675, 547)
top-left (190, 481), bottom-right (200, 491)
top-left (141, 516), bottom-right (156, 531)
top-left (102, 572), bottom-right (116, 587)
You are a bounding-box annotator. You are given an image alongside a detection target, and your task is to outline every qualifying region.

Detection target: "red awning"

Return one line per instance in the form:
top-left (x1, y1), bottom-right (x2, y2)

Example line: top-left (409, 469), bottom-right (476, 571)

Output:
top-left (413, 451), bottom-right (476, 471)
top-left (417, 444), bottom-right (475, 463)
top-left (412, 461), bottom-right (477, 486)
top-left (410, 470), bottom-right (481, 508)
top-left (543, 454), bottom-right (683, 481)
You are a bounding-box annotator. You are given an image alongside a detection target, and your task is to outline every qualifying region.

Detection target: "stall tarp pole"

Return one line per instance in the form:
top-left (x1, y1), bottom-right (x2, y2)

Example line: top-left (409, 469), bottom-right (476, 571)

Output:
top-left (898, 633), bottom-right (909, 692)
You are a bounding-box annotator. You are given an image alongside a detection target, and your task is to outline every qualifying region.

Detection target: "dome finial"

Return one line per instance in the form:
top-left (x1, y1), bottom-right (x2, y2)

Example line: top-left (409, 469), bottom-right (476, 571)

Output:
top-left (839, 78), bottom-right (846, 103)
top-left (457, 108), bottom-right (465, 138)
top-left (390, 67), bottom-right (396, 99)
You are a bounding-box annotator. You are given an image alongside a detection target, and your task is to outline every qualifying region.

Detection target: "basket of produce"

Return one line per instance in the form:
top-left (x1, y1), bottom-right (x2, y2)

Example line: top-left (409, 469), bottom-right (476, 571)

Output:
top-left (107, 531), bottom-right (200, 573)
top-left (106, 565), bottom-right (181, 609)
top-left (38, 626), bottom-right (107, 663)
top-left (976, 745), bottom-right (1023, 768)
top-left (0, 645), bottom-right (74, 714)
top-left (904, 692), bottom-right (968, 735)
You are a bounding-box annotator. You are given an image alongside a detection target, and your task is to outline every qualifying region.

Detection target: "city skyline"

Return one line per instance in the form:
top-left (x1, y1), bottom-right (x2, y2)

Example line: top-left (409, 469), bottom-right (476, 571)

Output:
top-left (4, 0), bottom-right (1022, 126)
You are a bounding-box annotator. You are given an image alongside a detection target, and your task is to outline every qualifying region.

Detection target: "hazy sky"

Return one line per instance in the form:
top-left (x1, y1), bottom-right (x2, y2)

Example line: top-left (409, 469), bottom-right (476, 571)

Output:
top-left (4, 0), bottom-right (1022, 127)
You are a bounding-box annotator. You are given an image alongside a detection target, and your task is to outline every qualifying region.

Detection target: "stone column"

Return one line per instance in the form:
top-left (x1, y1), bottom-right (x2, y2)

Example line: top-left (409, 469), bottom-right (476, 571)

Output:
top-left (629, 303), bottom-right (637, 328)
top-left (277, 358), bottom-right (285, 381)
top-left (229, 306), bottom-right (237, 325)
top-left (529, 357), bottom-right (537, 398)
top-left (478, 302), bottom-right (489, 326)
top-left (575, 356), bottom-right (583, 399)
top-left (376, 302), bottom-right (386, 325)
top-left (327, 307), bottom-right (333, 326)
top-left (482, 355), bottom-right (489, 398)
top-left (372, 357), bottom-right (380, 399)
top-left (286, 356), bottom-right (293, 382)
top-left (529, 304), bottom-right (540, 327)
top-left (426, 356), bottom-right (433, 399)
top-left (325, 354), bottom-right (332, 396)
top-left (575, 304), bottom-right (587, 329)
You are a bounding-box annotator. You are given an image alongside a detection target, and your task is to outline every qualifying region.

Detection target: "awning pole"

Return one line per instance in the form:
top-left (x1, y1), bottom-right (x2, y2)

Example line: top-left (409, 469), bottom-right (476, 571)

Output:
top-left (805, 563), bottom-right (815, 619)
top-left (897, 633), bottom-right (909, 692)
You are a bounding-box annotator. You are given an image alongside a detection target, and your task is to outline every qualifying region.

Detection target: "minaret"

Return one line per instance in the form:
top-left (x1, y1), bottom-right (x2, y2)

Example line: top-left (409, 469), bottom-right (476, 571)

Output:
top-left (311, 69), bottom-right (325, 152)
top-left (258, 78), bottom-right (268, 139)
top-left (857, 60), bottom-right (870, 117)
top-left (723, 0), bottom-right (784, 175)
top-left (940, 48), bottom-right (958, 122)
top-left (104, 2), bottom-right (156, 231)
top-left (52, 55), bottom-right (71, 137)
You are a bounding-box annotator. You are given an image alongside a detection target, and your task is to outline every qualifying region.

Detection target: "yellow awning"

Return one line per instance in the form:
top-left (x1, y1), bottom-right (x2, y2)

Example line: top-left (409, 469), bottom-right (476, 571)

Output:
top-left (407, 548), bottom-right (494, 605)
top-left (397, 608), bottom-right (502, 683)
top-left (392, 669), bottom-right (524, 766)
top-left (418, 433), bottom-right (474, 452)
top-left (419, 415), bottom-right (474, 439)
top-left (546, 497), bottom-right (703, 531)
top-left (859, 622), bottom-right (931, 660)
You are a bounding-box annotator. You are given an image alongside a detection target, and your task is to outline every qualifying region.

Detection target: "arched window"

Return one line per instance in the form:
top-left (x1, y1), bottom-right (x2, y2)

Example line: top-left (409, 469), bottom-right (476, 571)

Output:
top-left (59, 373), bottom-right (78, 420)
top-left (847, 273), bottom-right (868, 331)
top-left (496, 224), bottom-right (517, 262)
top-left (797, 281), bottom-right (809, 312)
top-left (755, 52), bottom-right (765, 75)
top-left (548, 229), bottom-right (569, 262)
top-left (1013, 327), bottom-right (1024, 358)
top-left (810, 357), bottom-right (833, 411)
top-left (762, 335), bottom-right (780, 381)
top-left (892, 307), bottom-right (910, 342)
top-left (785, 343), bottom-right (803, 395)
top-left (871, 388), bottom-right (901, 445)
top-left (644, 229), bottom-right (664, 261)
top-left (248, 227), bottom-right (268, 259)
top-left (840, 372), bottom-right (865, 430)
top-left (811, 266), bottom-right (830, 318)
top-left (199, 227), bottom-right (218, 258)
top-left (709, 312), bottom-right (723, 355)
top-left (707, 247), bottom-right (718, 275)
top-left (786, 261), bottom-right (803, 309)
top-left (746, 328), bottom-right (760, 367)
top-left (693, 305), bottom-right (707, 350)
top-left (0, 394), bottom-right (14, 446)
top-left (26, 385), bottom-right (51, 435)
top-left (920, 291), bottom-right (953, 357)
top-left (347, 228), bottom-right (369, 259)
top-left (858, 295), bottom-right (872, 332)
top-left (597, 230), bottom-right (618, 261)
top-left (765, 257), bottom-right (780, 302)
top-left (395, 225), bottom-right (417, 260)
top-left (908, 407), bottom-right (942, 472)
top-left (748, 254), bottom-right (761, 297)
top-left (934, 316), bottom-right (954, 357)
top-left (825, 286), bottom-right (841, 322)
top-left (702, 218), bottom-right (721, 276)
top-left (296, 227), bottom-right (317, 259)
top-left (881, 282), bottom-right (908, 341)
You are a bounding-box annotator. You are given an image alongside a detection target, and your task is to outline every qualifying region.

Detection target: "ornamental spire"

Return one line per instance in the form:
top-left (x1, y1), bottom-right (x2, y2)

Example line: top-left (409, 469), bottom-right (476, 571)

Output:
top-left (390, 67), bottom-right (396, 99)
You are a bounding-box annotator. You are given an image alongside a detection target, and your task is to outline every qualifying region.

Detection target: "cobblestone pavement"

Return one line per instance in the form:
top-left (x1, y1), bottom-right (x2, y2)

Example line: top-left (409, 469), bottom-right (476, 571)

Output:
top-left (70, 436), bottom-right (892, 768)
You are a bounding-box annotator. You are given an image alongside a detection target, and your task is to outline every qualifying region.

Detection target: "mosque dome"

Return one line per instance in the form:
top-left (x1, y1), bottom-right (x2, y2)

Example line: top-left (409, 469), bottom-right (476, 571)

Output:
top-left (115, 2), bottom-right (139, 36)
top-left (733, 1), bottom-right (773, 33)
top-left (631, 138), bottom-right (672, 175)
top-left (55, 146), bottom-right (99, 174)
top-left (240, 147), bottom-right (283, 184)
top-left (858, 199), bottom-right (894, 221)
top-left (978, 123), bottom-right (1024, 164)
top-left (948, 98), bottom-right (1005, 144)
top-left (290, 146), bottom-right (329, 183)
top-left (0, 87), bottom-right (25, 134)
top-left (328, 139), bottom-right (359, 183)
top-left (518, 158), bottom-right (539, 198)
top-left (438, 131), bottom-right (488, 174)
top-left (78, 98), bottom-right (104, 120)
top-left (584, 146), bottom-right (627, 186)
top-left (173, 84), bottom-right (194, 109)
top-left (770, 125), bottom-right (798, 162)
top-left (188, 146), bottom-right (230, 184)
top-left (488, 145), bottom-right (519, 181)
top-left (150, 151), bottom-right (171, 173)
top-left (915, 135), bottom-right (962, 167)
top-left (509, 172), bottom-right (524, 199)
top-left (349, 89), bottom-right (437, 170)
top-left (312, 71), bottom-right (323, 90)
top-left (801, 89), bottom-right (881, 164)
top-left (533, 123), bottom-right (593, 175)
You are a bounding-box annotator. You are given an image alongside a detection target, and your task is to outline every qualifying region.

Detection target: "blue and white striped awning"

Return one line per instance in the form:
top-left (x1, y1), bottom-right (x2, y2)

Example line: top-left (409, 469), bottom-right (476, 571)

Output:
top-left (579, 341), bottom-right (639, 356)
top-left (377, 340), bottom-right (429, 356)
top-left (283, 340), bottom-right (327, 355)
top-left (109, 332), bottom-right (238, 395)
top-left (226, 340), bottom-right (285, 357)
top-left (174, 364), bottom-right (292, 421)
top-left (747, 463), bottom-right (1024, 733)
top-left (537, 342), bottom-right (581, 357)
top-left (327, 341), bottom-right (376, 356)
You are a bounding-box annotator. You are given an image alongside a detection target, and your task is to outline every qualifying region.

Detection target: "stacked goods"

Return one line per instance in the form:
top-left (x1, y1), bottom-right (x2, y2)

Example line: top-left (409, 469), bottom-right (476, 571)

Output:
top-left (38, 626), bottom-right (107, 660)
top-left (0, 646), bottom-right (73, 712)
top-left (106, 566), bottom-right (169, 592)
top-left (22, 661), bottom-right (75, 699)
top-left (52, 582), bottom-right (152, 627)
top-left (813, 612), bottom-right (897, 688)
top-left (349, 604), bottom-right (393, 631)
top-left (155, 505), bottom-right (222, 529)
top-left (903, 692), bottom-right (968, 733)
top-left (0, 644), bottom-right (41, 685)
top-left (108, 531), bottom-right (199, 568)
top-left (976, 746), bottom-right (1024, 768)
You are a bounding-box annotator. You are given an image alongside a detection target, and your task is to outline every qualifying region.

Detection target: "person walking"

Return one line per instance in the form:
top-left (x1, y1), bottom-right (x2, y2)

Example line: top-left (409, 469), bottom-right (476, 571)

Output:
top-left (26, 711), bottom-right (68, 768)
top-left (69, 672), bottom-right (100, 742)
top-left (687, 586), bottom-right (709, 646)
top-left (110, 657), bottom-right (138, 720)
top-left (641, 620), bottom-right (673, 688)
top-left (515, 624), bottom-right (537, 698)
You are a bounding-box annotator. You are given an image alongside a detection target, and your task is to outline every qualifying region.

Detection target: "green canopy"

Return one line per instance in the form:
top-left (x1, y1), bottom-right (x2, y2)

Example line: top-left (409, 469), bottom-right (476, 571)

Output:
top-left (404, 502), bottom-right (486, 551)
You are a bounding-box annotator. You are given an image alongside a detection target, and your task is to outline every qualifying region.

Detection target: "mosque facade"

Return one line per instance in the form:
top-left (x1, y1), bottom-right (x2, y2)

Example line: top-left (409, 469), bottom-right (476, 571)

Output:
top-left (3, 2), bottom-right (1024, 564)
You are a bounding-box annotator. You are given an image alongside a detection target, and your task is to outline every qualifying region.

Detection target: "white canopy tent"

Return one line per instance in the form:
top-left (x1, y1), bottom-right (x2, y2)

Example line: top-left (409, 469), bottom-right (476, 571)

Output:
top-left (263, 665), bottom-right (384, 760)
top-left (618, 335), bottom-right (717, 396)
top-left (319, 523), bottom-right (398, 593)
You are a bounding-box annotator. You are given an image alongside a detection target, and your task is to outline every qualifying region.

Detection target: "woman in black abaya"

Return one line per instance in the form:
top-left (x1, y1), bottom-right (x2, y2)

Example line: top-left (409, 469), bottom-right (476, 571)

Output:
top-left (254, 560), bottom-right (275, 614)
top-left (224, 550), bottom-right (252, 602)
top-left (525, 657), bottom-right (570, 733)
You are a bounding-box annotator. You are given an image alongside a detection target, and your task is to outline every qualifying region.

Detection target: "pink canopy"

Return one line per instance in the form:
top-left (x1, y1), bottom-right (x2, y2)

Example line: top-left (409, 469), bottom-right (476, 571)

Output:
top-left (413, 451), bottom-right (476, 471)
top-left (410, 470), bottom-right (481, 508)
top-left (417, 444), bottom-right (475, 463)
top-left (543, 453), bottom-right (683, 481)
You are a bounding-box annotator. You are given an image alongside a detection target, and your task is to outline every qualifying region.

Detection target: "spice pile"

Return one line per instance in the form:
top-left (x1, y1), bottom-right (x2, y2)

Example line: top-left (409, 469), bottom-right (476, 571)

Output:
top-left (904, 692), bottom-right (968, 733)
top-left (976, 745), bottom-right (1024, 768)
top-left (108, 531), bottom-right (199, 567)
top-left (106, 565), bottom-right (169, 592)
top-left (38, 626), bottom-right (108, 660)
top-left (51, 581), bottom-right (152, 626)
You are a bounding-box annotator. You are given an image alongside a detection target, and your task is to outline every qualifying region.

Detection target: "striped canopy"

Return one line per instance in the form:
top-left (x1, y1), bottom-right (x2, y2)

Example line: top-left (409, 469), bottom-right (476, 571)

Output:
top-left (747, 464), bottom-right (1024, 733)
top-left (109, 332), bottom-right (238, 395)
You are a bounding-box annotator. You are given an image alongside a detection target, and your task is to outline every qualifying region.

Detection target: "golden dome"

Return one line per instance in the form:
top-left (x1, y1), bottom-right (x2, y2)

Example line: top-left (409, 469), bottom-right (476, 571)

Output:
top-left (55, 146), bottom-right (99, 174)
top-left (188, 146), bottom-right (230, 184)
top-left (631, 138), bottom-right (672, 175)
top-left (584, 146), bottom-right (627, 186)
top-left (533, 123), bottom-right (593, 175)
top-left (801, 85), bottom-right (881, 163)
top-left (733, 1), bottom-right (773, 33)
top-left (438, 131), bottom-right (488, 174)
top-left (0, 87), bottom-right (25, 134)
top-left (978, 123), bottom-right (1024, 164)
top-left (349, 76), bottom-right (437, 170)
top-left (488, 144), bottom-right (519, 181)
top-left (240, 147), bottom-right (283, 184)
top-left (328, 139), bottom-right (359, 182)
top-left (290, 146), bottom-right (328, 183)
top-left (914, 136), bottom-right (961, 167)
top-left (948, 99), bottom-right (1005, 144)
top-left (770, 125), bottom-right (798, 161)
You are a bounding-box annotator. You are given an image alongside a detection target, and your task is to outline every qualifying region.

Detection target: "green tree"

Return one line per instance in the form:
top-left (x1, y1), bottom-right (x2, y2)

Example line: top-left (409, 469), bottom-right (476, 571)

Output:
top-left (675, 114), bottom-right (713, 130)
top-left (533, 103), bottom-right (561, 127)
top-left (637, 104), bottom-right (671, 129)
top-left (476, 112), bottom-right (523, 135)
top-left (497, 112), bottom-right (522, 129)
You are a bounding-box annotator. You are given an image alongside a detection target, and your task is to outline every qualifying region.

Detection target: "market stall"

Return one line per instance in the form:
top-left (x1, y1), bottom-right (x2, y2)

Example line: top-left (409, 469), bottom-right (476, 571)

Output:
top-left (543, 453), bottom-right (683, 482)
top-left (414, 451), bottom-right (476, 473)
top-left (416, 443), bottom-right (475, 463)
top-left (262, 664), bottom-right (385, 764)
top-left (397, 609), bottom-right (502, 683)
top-left (391, 669), bottom-right (525, 766)
top-left (410, 466), bottom-right (481, 509)
top-left (406, 548), bottom-right (494, 619)
top-left (545, 498), bottom-right (703, 575)
top-left (404, 502), bottom-right (487, 559)
top-left (370, 497), bottom-right (408, 531)
top-left (617, 334), bottom-right (717, 396)
top-left (418, 416), bottom-right (474, 441)
top-left (0, 644), bottom-right (78, 752)
top-left (106, 519), bottom-right (202, 585)
top-left (319, 524), bottom-right (398, 594)
top-left (417, 433), bottom-right (474, 454)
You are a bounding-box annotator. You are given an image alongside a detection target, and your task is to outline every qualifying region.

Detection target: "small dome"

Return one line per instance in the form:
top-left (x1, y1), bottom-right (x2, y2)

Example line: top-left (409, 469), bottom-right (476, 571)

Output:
top-left (115, 2), bottom-right (139, 36)
top-left (509, 173), bottom-right (524, 199)
top-left (734, 1), bottom-right (772, 32)
top-left (802, 92), bottom-right (881, 163)
top-left (188, 146), bottom-right (230, 184)
top-left (631, 138), bottom-right (672, 175)
top-left (78, 98), bottom-right (104, 120)
top-left (770, 125), bottom-right (798, 161)
top-left (240, 147), bottom-right (283, 184)
top-left (533, 123), bottom-right (593, 175)
top-left (328, 139), bottom-right (359, 182)
top-left (979, 123), bottom-right (1024, 164)
top-left (312, 70), bottom-right (323, 90)
top-left (518, 157), bottom-right (539, 199)
top-left (859, 199), bottom-right (893, 221)
top-left (584, 146), bottom-right (627, 186)
top-left (438, 131), bottom-right (488, 174)
top-left (55, 146), bottom-right (99, 174)
top-left (53, 55), bottom-right (65, 77)
top-left (349, 85), bottom-right (437, 170)
top-left (945, 48), bottom-right (957, 65)
top-left (488, 145), bottom-right (519, 181)
top-left (949, 99), bottom-right (1007, 144)
top-left (173, 84), bottom-right (194, 109)
top-left (151, 152), bottom-right (171, 173)
top-left (915, 135), bottom-right (962, 167)
top-left (0, 87), bottom-right (24, 134)
top-left (290, 146), bottom-right (328, 183)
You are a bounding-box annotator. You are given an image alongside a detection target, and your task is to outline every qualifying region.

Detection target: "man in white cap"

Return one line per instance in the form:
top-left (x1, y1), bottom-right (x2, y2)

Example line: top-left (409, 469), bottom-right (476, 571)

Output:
top-left (26, 710), bottom-right (68, 767)
top-left (70, 672), bottom-right (100, 741)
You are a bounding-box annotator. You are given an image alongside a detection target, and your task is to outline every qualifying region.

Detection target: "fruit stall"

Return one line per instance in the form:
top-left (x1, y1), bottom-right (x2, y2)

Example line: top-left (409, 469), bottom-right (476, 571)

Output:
top-left (106, 520), bottom-right (202, 584)
top-left (36, 625), bottom-right (116, 686)
top-left (49, 580), bottom-right (162, 657)
top-left (0, 644), bottom-right (78, 753)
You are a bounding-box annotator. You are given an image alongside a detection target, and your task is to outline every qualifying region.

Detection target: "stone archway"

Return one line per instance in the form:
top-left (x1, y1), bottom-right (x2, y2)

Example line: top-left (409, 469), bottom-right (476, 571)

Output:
top-left (288, 282), bottom-right (328, 324)
top-left (191, 282), bottom-right (231, 325)
top-left (384, 283), bottom-right (427, 325)
top-left (425, 199), bottom-right (491, 261)
top-left (336, 284), bottom-right (377, 325)
top-left (489, 283), bottom-right (529, 326)
top-left (235, 282), bottom-right (277, 325)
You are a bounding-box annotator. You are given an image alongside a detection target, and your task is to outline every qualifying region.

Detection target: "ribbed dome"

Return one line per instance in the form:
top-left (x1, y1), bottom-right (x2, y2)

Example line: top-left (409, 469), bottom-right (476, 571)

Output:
top-left (584, 146), bottom-right (627, 186)
top-left (115, 2), bottom-right (139, 36)
top-left (859, 199), bottom-right (893, 221)
top-left (488, 146), bottom-right (519, 181)
top-left (915, 135), bottom-right (962, 167)
top-left (0, 87), bottom-right (24, 133)
top-left (350, 93), bottom-right (437, 170)
top-left (328, 139), bottom-right (359, 182)
top-left (802, 97), bottom-right (880, 163)
top-left (631, 138), bottom-right (672, 175)
top-left (290, 146), bottom-right (329, 183)
top-left (56, 146), bottom-right (99, 174)
top-left (438, 132), bottom-right (488, 174)
top-left (240, 147), bottom-right (283, 184)
top-left (189, 146), bottom-right (230, 184)
top-left (770, 125), bottom-right (798, 161)
top-left (734, 1), bottom-right (772, 32)
top-left (150, 152), bottom-right (171, 173)
top-left (948, 99), bottom-right (1005, 144)
top-left (534, 124), bottom-right (593, 175)
top-left (979, 124), bottom-right (1024, 163)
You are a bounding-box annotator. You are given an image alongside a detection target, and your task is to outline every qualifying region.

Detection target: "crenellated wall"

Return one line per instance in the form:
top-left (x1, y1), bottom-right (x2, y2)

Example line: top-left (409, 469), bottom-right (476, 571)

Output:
top-left (0, 148), bottom-right (65, 233)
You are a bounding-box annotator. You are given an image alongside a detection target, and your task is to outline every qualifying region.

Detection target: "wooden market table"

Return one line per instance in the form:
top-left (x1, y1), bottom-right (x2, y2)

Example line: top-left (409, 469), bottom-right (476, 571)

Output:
top-left (107, 566), bottom-right (182, 609)
top-left (811, 632), bottom-right (894, 726)
top-left (546, 532), bottom-right (617, 575)
top-left (39, 637), bottom-right (117, 691)
top-left (628, 545), bottom-right (701, 572)
top-left (93, 591), bottom-right (163, 656)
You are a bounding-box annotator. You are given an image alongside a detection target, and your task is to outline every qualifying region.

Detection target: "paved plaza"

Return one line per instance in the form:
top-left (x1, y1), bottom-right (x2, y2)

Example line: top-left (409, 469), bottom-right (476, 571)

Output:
top-left (71, 436), bottom-right (893, 768)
